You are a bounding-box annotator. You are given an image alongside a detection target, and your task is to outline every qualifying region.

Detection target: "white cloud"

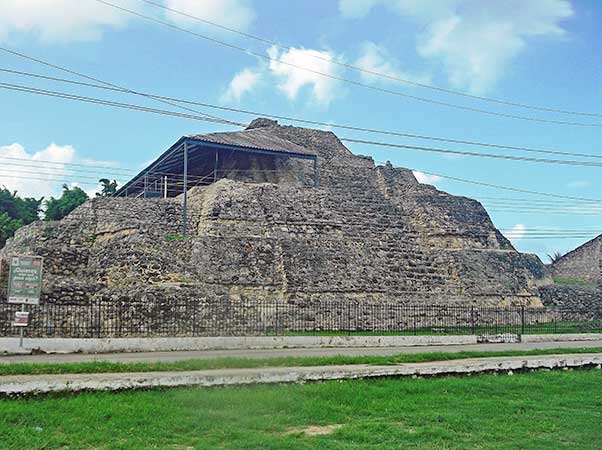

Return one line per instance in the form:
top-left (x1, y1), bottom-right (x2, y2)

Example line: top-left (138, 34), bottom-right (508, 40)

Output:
top-left (0, 0), bottom-right (138, 43)
top-left (412, 170), bottom-right (441, 185)
top-left (566, 180), bottom-right (590, 189)
top-left (339, 0), bottom-right (457, 20)
top-left (0, 142), bottom-right (121, 199)
top-left (339, 0), bottom-right (573, 93)
top-left (354, 41), bottom-right (430, 86)
top-left (505, 223), bottom-right (526, 242)
top-left (267, 45), bottom-right (344, 105)
top-left (164, 0), bottom-right (255, 32)
top-left (221, 68), bottom-right (261, 102)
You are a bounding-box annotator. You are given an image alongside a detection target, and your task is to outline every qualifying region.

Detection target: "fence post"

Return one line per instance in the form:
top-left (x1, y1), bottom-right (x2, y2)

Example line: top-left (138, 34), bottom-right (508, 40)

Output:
top-left (97, 297), bottom-right (102, 338)
top-left (192, 298), bottom-right (197, 337)
top-left (470, 306), bottom-right (475, 335)
top-left (521, 305), bottom-right (525, 336)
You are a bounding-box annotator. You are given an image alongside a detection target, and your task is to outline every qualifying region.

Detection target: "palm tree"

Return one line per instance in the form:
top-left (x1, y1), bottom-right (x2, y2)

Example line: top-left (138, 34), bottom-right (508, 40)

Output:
top-left (97, 179), bottom-right (118, 197)
top-left (547, 251), bottom-right (564, 263)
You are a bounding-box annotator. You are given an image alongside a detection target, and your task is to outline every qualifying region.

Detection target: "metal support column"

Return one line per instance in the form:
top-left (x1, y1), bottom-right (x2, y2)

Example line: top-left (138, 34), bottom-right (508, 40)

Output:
top-left (163, 175), bottom-right (168, 198)
top-left (182, 142), bottom-right (189, 236)
top-left (144, 174), bottom-right (148, 198)
top-left (213, 148), bottom-right (218, 182)
top-left (313, 156), bottom-right (319, 189)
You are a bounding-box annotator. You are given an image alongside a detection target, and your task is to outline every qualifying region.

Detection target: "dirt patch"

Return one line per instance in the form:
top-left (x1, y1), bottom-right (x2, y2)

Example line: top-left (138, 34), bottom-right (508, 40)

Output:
top-left (282, 424), bottom-right (343, 436)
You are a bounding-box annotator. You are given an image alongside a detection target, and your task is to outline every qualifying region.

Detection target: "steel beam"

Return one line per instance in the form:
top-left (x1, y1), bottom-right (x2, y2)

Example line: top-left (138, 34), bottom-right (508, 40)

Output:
top-left (182, 142), bottom-right (188, 236)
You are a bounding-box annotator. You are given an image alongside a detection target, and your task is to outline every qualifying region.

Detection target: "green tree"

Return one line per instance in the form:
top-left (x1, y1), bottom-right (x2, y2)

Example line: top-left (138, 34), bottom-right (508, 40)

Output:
top-left (96, 178), bottom-right (118, 197)
top-left (44, 184), bottom-right (89, 221)
top-left (0, 187), bottom-right (43, 247)
top-left (0, 212), bottom-right (23, 248)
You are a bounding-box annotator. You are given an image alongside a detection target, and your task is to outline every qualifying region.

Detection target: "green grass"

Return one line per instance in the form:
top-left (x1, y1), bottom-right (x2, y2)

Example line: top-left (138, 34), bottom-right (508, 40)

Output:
top-left (553, 277), bottom-right (598, 286)
top-left (283, 321), bottom-right (602, 336)
top-left (2, 347), bottom-right (602, 377)
top-left (1, 370), bottom-right (601, 449)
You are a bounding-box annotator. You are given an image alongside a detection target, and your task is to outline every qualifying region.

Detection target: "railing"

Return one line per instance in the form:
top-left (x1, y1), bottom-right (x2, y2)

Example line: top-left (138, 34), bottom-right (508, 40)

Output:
top-left (1, 300), bottom-right (601, 338)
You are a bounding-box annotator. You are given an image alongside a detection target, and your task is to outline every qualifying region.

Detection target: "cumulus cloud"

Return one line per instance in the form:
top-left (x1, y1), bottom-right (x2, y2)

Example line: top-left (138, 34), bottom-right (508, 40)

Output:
top-left (505, 223), bottom-right (526, 242)
top-left (221, 68), bottom-right (261, 102)
top-left (0, 143), bottom-right (120, 199)
top-left (0, 0), bottom-right (139, 43)
top-left (354, 41), bottom-right (430, 86)
top-left (164, 0), bottom-right (256, 32)
top-left (267, 45), bottom-right (344, 105)
top-left (339, 0), bottom-right (573, 93)
top-left (412, 170), bottom-right (441, 185)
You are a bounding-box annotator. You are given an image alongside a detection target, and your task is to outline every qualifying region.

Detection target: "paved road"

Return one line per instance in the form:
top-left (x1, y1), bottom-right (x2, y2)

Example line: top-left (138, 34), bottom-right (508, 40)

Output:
top-left (2, 339), bottom-right (602, 365)
top-left (2, 353), bottom-right (602, 395)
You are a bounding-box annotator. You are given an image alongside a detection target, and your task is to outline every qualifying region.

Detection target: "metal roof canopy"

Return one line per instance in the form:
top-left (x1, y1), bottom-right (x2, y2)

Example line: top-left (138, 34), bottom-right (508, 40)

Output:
top-left (115, 136), bottom-right (319, 235)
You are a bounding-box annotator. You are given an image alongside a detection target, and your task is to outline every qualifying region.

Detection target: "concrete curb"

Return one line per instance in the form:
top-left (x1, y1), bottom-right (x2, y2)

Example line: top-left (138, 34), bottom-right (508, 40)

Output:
top-left (0, 335), bottom-right (477, 355)
top-left (1, 353), bottom-right (601, 395)
top-left (521, 333), bottom-right (602, 343)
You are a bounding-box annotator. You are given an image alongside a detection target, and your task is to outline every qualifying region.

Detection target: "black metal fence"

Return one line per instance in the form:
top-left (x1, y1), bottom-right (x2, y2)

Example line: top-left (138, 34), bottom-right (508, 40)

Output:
top-left (1, 300), bottom-right (602, 338)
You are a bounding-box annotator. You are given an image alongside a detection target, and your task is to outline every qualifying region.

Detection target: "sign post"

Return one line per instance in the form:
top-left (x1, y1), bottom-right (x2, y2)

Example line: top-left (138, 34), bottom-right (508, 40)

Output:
top-left (7, 256), bottom-right (43, 348)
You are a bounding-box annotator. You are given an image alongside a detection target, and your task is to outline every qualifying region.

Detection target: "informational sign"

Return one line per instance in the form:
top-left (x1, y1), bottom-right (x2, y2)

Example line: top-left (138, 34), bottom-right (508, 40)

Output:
top-left (13, 311), bottom-right (30, 327)
top-left (7, 256), bottom-right (43, 305)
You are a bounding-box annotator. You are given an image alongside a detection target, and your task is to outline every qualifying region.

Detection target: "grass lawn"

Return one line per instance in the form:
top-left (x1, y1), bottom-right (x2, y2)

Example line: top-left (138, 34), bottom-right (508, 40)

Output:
top-left (283, 321), bottom-right (602, 336)
top-left (0, 370), bottom-right (601, 449)
top-left (1, 347), bottom-right (602, 376)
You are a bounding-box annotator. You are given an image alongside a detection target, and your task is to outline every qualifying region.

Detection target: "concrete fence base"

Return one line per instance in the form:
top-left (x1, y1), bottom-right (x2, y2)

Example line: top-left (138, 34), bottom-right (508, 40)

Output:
top-left (1, 333), bottom-right (602, 355)
top-left (1, 335), bottom-right (477, 355)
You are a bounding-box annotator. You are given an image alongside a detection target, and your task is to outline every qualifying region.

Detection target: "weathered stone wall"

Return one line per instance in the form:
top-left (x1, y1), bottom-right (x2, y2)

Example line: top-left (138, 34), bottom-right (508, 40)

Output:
top-left (550, 235), bottom-right (602, 284)
top-left (540, 285), bottom-right (602, 309)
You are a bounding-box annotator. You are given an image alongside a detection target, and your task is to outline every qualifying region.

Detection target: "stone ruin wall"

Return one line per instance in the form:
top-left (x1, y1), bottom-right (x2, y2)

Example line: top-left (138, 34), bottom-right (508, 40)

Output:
top-left (550, 236), bottom-right (602, 284)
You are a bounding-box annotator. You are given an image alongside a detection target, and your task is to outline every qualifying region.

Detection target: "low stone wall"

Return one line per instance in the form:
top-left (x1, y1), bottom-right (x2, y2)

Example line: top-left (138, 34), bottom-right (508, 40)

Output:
top-left (540, 285), bottom-right (602, 309)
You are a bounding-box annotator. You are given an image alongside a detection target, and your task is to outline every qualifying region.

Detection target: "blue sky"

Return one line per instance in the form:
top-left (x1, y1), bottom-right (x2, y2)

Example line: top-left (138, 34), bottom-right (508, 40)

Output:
top-left (0, 0), bottom-right (600, 260)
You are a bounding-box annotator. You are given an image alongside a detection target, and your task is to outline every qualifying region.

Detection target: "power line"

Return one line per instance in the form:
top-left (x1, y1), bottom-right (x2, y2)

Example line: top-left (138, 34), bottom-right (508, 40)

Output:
top-left (475, 196), bottom-right (601, 205)
top-left (0, 46), bottom-right (244, 127)
top-left (344, 137), bottom-right (602, 168)
top-left (4, 78), bottom-right (602, 170)
top-left (92, 0), bottom-right (602, 128)
top-left (5, 172), bottom-right (602, 218)
top-left (0, 154), bottom-right (135, 173)
top-left (0, 81), bottom-right (240, 126)
top-left (383, 165), bottom-right (602, 204)
top-left (137, 0), bottom-right (602, 119)
top-left (0, 159), bottom-right (235, 182)
top-left (3, 66), bottom-right (602, 161)
top-left (3, 74), bottom-right (601, 207)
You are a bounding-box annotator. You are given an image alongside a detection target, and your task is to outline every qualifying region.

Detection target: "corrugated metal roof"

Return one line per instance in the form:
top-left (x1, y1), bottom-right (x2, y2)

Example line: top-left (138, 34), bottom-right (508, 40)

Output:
top-left (187, 128), bottom-right (315, 156)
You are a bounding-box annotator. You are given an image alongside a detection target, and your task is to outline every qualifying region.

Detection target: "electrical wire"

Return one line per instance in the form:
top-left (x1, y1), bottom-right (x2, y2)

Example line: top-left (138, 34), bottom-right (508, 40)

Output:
top-left (0, 81), bottom-right (239, 126)
top-left (136, 0), bottom-right (602, 119)
top-left (0, 46), bottom-right (243, 127)
top-left (4, 80), bottom-right (602, 174)
top-left (382, 165), bottom-right (602, 204)
top-left (3, 66), bottom-right (602, 161)
top-left (92, 0), bottom-right (602, 128)
top-left (343, 137), bottom-right (602, 168)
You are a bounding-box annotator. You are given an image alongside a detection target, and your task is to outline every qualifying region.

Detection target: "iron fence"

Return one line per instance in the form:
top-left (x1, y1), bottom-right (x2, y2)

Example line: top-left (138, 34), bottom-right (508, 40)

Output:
top-left (1, 299), bottom-right (601, 338)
